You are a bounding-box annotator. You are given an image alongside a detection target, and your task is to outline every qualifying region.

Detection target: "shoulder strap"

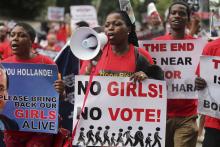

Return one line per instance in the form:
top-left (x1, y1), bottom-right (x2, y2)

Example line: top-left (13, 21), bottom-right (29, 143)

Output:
top-left (134, 46), bottom-right (164, 80)
top-left (134, 46), bottom-right (139, 69)
top-left (134, 46), bottom-right (150, 73)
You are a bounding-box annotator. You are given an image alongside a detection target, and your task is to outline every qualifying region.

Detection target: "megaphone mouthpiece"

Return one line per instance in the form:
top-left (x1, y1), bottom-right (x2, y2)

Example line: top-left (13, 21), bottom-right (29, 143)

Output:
top-left (82, 35), bottom-right (98, 49)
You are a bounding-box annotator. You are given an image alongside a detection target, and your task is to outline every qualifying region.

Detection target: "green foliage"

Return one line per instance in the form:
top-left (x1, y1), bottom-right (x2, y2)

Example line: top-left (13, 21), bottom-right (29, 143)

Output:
top-left (0, 0), bottom-right (47, 19)
top-left (0, 0), bottom-right (172, 22)
top-left (96, 0), bottom-right (119, 25)
top-left (94, 0), bottom-right (171, 25)
top-left (56, 0), bottom-right (92, 13)
top-left (156, 0), bottom-right (172, 20)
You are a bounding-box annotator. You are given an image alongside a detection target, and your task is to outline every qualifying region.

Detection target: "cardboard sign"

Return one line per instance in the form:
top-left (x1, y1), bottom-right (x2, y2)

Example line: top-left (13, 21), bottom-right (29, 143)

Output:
top-left (37, 49), bottom-right (59, 60)
top-left (70, 5), bottom-right (98, 29)
top-left (198, 56), bottom-right (220, 119)
top-left (139, 39), bottom-right (206, 99)
top-left (72, 76), bottom-right (167, 147)
top-left (48, 6), bottom-right (65, 21)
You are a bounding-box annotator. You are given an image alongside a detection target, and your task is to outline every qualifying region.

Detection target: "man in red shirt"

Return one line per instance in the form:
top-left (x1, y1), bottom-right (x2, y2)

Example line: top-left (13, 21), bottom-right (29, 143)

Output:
top-left (154, 1), bottom-right (198, 147)
top-left (195, 38), bottom-right (220, 147)
top-left (0, 23), bottom-right (12, 60)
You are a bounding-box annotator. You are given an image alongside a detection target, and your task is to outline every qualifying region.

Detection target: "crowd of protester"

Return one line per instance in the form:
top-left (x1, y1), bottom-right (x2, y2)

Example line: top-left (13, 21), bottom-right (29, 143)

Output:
top-left (0, 0), bottom-right (220, 147)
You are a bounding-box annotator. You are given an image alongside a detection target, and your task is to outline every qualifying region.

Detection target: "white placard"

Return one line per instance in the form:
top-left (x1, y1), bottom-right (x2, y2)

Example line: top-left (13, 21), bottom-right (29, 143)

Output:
top-left (36, 49), bottom-right (59, 60)
top-left (70, 5), bottom-right (98, 29)
top-left (198, 56), bottom-right (220, 119)
top-left (72, 76), bottom-right (167, 147)
top-left (48, 6), bottom-right (64, 21)
top-left (139, 38), bottom-right (206, 99)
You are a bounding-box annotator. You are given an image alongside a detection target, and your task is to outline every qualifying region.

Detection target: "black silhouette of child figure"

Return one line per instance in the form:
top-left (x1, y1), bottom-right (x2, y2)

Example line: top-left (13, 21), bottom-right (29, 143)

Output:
top-left (152, 127), bottom-right (162, 147)
top-left (93, 126), bottom-right (103, 146)
top-left (103, 125), bottom-right (110, 146)
top-left (123, 126), bottom-right (134, 146)
top-left (116, 128), bottom-right (124, 146)
top-left (76, 127), bottom-right (86, 145)
top-left (111, 133), bottom-right (116, 146)
top-left (145, 133), bottom-right (152, 147)
top-left (86, 125), bottom-right (95, 146)
top-left (133, 126), bottom-right (144, 147)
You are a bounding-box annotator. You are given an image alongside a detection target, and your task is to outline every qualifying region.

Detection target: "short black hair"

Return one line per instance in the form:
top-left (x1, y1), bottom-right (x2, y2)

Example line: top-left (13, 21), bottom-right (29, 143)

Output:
top-left (76, 21), bottom-right (89, 27)
top-left (168, 1), bottom-right (191, 21)
top-left (13, 22), bottom-right (36, 43)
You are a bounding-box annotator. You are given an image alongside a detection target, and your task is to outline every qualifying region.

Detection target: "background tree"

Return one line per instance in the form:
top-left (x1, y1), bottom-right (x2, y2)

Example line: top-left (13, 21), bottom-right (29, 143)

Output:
top-left (0, 0), bottom-right (47, 20)
top-left (56, 0), bottom-right (92, 13)
top-left (0, 0), bottom-right (172, 24)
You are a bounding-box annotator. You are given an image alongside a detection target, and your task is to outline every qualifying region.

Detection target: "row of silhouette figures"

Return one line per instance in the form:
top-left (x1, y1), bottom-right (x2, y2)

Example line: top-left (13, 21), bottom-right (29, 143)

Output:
top-left (76, 125), bottom-right (162, 147)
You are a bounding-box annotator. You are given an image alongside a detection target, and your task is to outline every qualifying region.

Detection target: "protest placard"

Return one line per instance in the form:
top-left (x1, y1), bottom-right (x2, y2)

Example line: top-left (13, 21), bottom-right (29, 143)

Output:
top-left (36, 48), bottom-right (59, 60)
top-left (198, 56), bottom-right (220, 119)
top-left (210, 0), bottom-right (220, 27)
top-left (70, 5), bottom-right (98, 29)
top-left (72, 76), bottom-right (167, 147)
top-left (48, 6), bottom-right (65, 22)
top-left (139, 39), bottom-right (206, 99)
top-left (0, 63), bottom-right (59, 134)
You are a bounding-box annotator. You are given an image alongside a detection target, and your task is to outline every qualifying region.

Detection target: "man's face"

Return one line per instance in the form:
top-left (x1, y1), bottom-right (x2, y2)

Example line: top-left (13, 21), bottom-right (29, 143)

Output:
top-left (168, 4), bottom-right (188, 31)
top-left (0, 68), bottom-right (8, 112)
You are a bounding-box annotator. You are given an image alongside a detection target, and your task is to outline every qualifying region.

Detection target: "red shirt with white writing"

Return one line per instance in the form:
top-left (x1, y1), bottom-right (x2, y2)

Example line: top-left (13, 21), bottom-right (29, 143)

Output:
top-left (154, 34), bottom-right (197, 118)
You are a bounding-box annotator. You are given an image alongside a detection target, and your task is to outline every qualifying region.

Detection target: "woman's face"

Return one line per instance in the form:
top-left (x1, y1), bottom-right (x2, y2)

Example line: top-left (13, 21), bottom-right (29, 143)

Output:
top-left (104, 13), bottom-right (130, 45)
top-left (9, 26), bottom-right (32, 57)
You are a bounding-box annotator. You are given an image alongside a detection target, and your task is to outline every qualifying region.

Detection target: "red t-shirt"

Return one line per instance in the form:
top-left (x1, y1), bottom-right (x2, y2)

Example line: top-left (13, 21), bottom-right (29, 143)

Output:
top-left (56, 25), bottom-right (67, 44)
top-left (2, 54), bottom-right (55, 64)
top-left (45, 44), bottom-right (61, 52)
top-left (1, 54), bottom-right (55, 137)
top-left (80, 43), bottom-right (154, 75)
top-left (0, 40), bottom-right (12, 60)
top-left (154, 34), bottom-right (197, 118)
top-left (196, 38), bottom-right (220, 131)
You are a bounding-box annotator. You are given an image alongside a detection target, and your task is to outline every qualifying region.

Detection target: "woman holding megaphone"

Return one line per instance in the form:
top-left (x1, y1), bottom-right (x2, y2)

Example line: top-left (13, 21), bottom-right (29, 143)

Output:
top-left (79, 10), bottom-right (164, 81)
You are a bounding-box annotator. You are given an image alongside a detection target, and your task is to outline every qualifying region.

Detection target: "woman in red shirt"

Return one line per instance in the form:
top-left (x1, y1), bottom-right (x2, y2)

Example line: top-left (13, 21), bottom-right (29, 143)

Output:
top-left (80, 11), bottom-right (163, 81)
top-left (2, 22), bottom-right (65, 147)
